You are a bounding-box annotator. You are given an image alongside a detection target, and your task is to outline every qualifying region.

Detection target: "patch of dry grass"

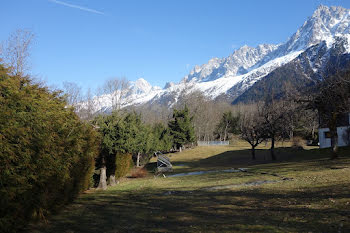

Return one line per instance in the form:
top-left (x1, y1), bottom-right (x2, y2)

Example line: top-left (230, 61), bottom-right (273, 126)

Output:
top-left (30, 142), bottom-right (350, 233)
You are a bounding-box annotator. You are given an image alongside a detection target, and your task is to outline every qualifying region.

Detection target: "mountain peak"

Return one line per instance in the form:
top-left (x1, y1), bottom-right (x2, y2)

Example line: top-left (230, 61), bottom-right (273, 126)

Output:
top-left (81, 6), bottom-right (350, 114)
top-left (281, 5), bottom-right (350, 53)
top-left (130, 78), bottom-right (152, 95)
top-left (312, 5), bottom-right (346, 17)
top-left (134, 77), bottom-right (149, 84)
top-left (314, 4), bottom-right (329, 12)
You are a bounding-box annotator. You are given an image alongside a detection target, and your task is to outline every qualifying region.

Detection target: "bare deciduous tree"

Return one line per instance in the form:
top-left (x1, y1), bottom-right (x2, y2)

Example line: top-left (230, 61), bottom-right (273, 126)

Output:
top-left (308, 71), bottom-right (350, 159)
top-left (62, 81), bottom-right (82, 106)
top-left (130, 103), bottom-right (171, 125)
top-left (216, 111), bottom-right (240, 141)
top-left (1, 29), bottom-right (34, 76)
top-left (259, 100), bottom-right (296, 160)
top-left (175, 89), bottom-right (241, 142)
top-left (100, 77), bottom-right (130, 111)
top-left (75, 88), bottom-right (97, 121)
top-left (240, 105), bottom-right (266, 160)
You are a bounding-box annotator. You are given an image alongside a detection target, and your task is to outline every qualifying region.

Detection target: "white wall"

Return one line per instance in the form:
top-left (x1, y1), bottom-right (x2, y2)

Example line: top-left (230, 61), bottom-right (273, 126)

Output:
top-left (318, 126), bottom-right (350, 148)
top-left (318, 128), bottom-right (331, 148)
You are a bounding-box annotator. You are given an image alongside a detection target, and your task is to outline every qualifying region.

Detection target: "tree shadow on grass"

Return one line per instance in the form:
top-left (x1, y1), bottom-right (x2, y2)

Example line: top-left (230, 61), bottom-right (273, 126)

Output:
top-left (29, 147), bottom-right (350, 233)
top-left (30, 183), bottom-right (350, 233)
top-left (169, 147), bottom-right (350, 174)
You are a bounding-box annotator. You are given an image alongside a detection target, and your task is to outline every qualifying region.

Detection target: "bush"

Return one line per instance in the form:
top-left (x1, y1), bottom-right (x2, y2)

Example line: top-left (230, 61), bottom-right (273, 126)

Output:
top-left (291, 136), bottom-right (306, 149)
top-left (115, 153), bottom-right (134, 179)
top-left (0, 66), bottom-right (99, 232)
top-left (129, 168), bottom-right (149, 178)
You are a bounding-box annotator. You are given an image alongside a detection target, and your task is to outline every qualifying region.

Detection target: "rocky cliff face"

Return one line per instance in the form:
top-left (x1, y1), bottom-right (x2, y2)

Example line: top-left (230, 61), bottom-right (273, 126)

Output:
top-left (80, 5), bottom-right (350, 113)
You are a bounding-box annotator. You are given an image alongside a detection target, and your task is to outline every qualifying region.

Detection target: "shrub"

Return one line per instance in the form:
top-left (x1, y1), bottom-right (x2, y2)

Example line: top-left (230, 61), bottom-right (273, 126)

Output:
top-left (291, 136), bottom-right (306, 149)
top-left (0, 65), bottom-right (99, 232)
top-left (129, 168), bottom-right (149, 178)
top-left (115, 153), bottom-right (134, 179)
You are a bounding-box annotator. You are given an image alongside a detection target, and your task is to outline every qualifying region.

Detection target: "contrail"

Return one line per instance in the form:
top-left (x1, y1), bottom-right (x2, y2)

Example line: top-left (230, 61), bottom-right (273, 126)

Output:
top-left (48, 0), bottom-right (104, 15)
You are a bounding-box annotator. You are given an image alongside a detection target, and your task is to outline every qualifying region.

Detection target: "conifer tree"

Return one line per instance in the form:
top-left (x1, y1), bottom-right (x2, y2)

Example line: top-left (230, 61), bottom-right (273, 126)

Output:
top-left (0, 64), bottom-right (99, 232)
top-left (168, 105), bottom-right (195, 151)
top-left (216, 111), bottom-right (240, 141)
top-left (153, 123), bottom-right (173, 152)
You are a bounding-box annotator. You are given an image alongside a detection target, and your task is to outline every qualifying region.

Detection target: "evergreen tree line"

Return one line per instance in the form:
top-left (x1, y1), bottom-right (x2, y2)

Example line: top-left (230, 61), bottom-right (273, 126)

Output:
top-left (0, 59), bottom-right (197, 231)
top-left (92, 105), bottom-right (196, 190)
top-left (0, 65), bottom-right (100, 232)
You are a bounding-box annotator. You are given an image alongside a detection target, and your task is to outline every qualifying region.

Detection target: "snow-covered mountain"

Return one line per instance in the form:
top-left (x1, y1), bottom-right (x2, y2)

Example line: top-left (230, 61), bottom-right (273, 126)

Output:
top-left (185, 44), bottom-right (278, 83)
top-left (82, 5), bottom-right (350, 113)
top-left (78, 78), bottom-right (162, 113)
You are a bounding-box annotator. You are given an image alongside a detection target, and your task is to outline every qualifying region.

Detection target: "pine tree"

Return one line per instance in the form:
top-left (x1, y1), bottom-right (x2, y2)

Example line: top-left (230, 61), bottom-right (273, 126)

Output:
top-left (153, 123), bottom-right (173, 152)
top-left (216, 111), bottom-right (240, 141)
top-left (168, 105), bottom-right (195, 151)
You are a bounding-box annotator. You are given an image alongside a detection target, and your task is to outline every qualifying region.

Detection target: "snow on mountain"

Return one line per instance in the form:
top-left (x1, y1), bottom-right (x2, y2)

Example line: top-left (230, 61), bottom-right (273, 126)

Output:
top-left (163, 82), bottom-right (175, 89)
top-left (129, 78), bottom-right (153, 95)
top-left (271, 5), bottom-right (350, 56)
top-left (194, 50), bottom-right (304, 98)
top-left (83, 5), bottom-right (350, 113)
top-left (185, 44), bottom-right (278, 83)
top-left (78, 78), bottom-right (163, 113)
top-left (178, 5), bottom-right (350, 99)
top-left (124, 79), bottom-right (162, 107)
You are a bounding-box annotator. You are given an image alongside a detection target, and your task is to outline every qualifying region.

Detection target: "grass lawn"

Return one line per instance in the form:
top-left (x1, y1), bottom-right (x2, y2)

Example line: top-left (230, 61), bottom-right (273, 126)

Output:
top-left (29, 141), bottom-right (350, 233)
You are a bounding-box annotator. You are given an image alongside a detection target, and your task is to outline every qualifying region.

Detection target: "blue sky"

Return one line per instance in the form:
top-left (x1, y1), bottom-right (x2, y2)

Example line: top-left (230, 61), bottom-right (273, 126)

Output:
top-left (2, 0), bottom-right (350, 92)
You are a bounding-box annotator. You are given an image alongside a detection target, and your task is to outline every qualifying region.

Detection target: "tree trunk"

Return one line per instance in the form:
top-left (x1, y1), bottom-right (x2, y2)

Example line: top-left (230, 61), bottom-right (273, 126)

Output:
top-left (97, 165), bottom-right (107, 190)
top-left (251, 145), bottom-right (256, 160)
top-left (136, 152), bottom-right (141, 167)
top-left (289, 130), bottom-right (293, 140)
top-left (330, 130), bottom-right (339, 159)
top-left (108, 174), bottom-right (117, 186)
top-left (270, 137), bottom-right (276, 160)
top-left (97, 154), bottom-right (108, 190)
top-left (329, 116), bottom-right (338, 159)
top-left (224, 124), bottom-right (228, 141)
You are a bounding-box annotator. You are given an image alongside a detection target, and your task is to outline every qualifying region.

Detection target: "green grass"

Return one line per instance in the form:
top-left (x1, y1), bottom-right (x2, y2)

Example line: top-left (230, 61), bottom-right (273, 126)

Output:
top-left (29, 141), bottom-right (350, 233)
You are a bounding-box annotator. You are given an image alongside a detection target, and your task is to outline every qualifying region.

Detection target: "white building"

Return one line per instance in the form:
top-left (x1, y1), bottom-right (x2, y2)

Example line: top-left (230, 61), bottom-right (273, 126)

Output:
top-left (318, 113), bottom-right (350, 148)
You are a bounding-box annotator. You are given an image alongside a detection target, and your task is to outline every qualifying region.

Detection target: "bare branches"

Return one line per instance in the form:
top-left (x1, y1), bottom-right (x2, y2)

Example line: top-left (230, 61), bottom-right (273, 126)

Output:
top-left (258, 100), bottom-right (297, 160)
top-left (62, 81), bottom-right (82, 106)
top-left (1, 29), bottom-right (34, 76)
top-left (100, 77), bottom-right (130, 111)
top-left (240, 104), bottom-right (266, 160)
top-left (308, 70), bottom-right (350, 158)
top-left (216, 111), bottom-right (240, 141)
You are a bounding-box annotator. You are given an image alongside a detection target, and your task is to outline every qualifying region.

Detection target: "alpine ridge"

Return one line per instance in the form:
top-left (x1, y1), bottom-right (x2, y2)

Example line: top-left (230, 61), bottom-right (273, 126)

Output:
top-left (82, 5), bottom-right (350, 113)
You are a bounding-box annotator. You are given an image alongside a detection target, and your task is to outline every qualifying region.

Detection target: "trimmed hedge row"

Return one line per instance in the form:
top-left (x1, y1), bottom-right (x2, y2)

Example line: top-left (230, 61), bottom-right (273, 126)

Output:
top-left (115, 152), bottom-right (134, 179)
top-left (0, 65), bottom-right (99, 232)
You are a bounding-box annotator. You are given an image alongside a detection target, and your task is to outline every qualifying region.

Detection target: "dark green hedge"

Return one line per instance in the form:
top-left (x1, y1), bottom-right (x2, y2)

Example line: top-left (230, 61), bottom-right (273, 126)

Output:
top-left (115, 153), bottom-right (133, 179)
top-left (0, 65), bottom-right (99, 232)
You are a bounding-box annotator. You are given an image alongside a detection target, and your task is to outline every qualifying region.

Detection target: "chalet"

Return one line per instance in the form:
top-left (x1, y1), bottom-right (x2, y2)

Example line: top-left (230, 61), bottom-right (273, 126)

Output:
top-left (318, 112), bottom-right (350, 148)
